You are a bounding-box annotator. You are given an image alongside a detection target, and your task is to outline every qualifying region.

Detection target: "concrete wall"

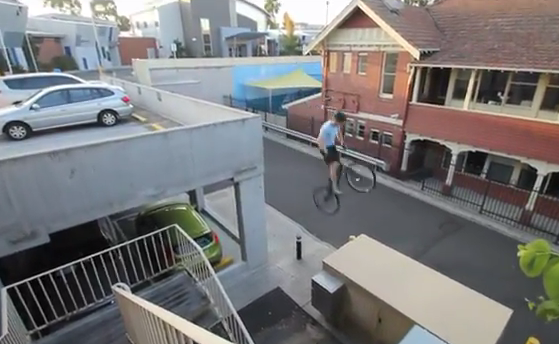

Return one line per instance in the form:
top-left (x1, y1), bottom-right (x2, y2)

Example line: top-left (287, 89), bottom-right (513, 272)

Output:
top-left (0, 77), bottom-right (263, 258)
top-left (133, 56), bottom-right (322, 103)
top-left (0, 1), bottom-right (28, 48)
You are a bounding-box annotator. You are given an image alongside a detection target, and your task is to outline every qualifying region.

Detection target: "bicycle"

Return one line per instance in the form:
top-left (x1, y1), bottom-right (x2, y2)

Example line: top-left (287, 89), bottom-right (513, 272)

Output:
top-left (313, 146), bottom-right (377, 215)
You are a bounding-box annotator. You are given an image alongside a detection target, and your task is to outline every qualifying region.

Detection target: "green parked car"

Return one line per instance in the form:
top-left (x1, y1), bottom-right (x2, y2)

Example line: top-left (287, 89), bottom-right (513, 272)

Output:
top-left (135, 203), bottom-right (223, 266)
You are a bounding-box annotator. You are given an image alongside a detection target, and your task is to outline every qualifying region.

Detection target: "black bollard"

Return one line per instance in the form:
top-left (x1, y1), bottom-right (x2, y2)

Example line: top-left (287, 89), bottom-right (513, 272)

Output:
top-left (296, 235), bottom-right (302, 260)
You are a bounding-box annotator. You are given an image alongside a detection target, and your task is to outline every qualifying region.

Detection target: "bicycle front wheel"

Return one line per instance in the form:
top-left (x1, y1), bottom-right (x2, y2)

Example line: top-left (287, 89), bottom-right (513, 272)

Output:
top-left (313, 186), bottom-right (340, 215)
top-left (345, 162), bottom-right (376, 193)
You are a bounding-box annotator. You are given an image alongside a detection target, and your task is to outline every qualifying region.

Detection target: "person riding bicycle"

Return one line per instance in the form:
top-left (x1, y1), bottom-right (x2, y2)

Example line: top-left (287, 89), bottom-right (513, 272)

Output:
top-left (317, 111), bottom-right (346, 195)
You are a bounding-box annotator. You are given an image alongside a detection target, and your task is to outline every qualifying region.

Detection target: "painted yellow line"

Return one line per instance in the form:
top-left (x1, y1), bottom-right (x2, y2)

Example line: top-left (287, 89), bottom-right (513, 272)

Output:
top-left (131, 113), bottom-right (147, 122)
top-left (150, 123), bottom-right (166, 131)
top-left (214, 256), bottom-right (234, 271)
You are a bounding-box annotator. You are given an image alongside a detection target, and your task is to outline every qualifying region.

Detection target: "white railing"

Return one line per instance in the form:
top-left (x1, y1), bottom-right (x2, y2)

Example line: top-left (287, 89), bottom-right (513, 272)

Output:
top-left (113, 284), bottom-right (234, 344)
top-left (169, 225), bottom-right (254, 344)
top-left (1, 227), bottom-right (179, 340)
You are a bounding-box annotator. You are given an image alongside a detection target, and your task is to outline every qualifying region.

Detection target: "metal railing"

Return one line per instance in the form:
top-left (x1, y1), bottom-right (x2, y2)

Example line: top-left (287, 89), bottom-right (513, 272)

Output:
top-left (1, 224), bottom-right (253, 344)
top-left (169, 225), bottom-right (253, 344)
top-left (262, 121), bottom-right (388, 172)
top-left (1, 227), bottom-right (180, 340)
top-left (113, 284), bottom-right (234, 344)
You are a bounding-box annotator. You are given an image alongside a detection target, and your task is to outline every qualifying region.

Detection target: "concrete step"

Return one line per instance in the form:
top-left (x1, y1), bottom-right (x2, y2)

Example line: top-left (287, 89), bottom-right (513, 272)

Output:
top-left (34, 272), bottom-right (214, 344)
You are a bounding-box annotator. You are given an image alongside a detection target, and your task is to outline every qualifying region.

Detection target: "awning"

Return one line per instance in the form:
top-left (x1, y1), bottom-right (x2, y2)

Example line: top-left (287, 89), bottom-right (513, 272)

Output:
top-left (246, 69), bottom-right (321, 90)
top-left (225, 32), bottom-right (267, 41)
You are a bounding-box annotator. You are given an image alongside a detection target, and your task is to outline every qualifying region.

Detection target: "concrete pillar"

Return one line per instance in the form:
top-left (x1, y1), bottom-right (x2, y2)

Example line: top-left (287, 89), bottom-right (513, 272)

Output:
top-left (412, 67), bottom-right (422, 102)
top-left (520, 173), bottom-right (545, 225)
top-left (400, 139), bottom-right (412, 173)
top-left (443, 151), bottom-right (458, 195)
top-left (234, 175), bottom-right (268, 268)
top-left (188, 188), bottom-right (206, 211)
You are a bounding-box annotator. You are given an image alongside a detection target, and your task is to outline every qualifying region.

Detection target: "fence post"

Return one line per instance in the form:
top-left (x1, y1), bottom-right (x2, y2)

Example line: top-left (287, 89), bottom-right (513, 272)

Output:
top-left (421, 178), bottom-right (425, 191)
top-left (229, 95), bottom-right (233, 107)
top-left (479, 180), bottom-right (491, 214)
top-left (311, 117), bottom-right (315, 136)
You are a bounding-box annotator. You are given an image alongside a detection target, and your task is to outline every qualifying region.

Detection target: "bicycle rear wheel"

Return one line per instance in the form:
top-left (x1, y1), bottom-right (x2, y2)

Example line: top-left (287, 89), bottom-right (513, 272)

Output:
top-left (345, 161), bottom-right (376, 193)
top-left (313, 186), bottom-right (340, 215)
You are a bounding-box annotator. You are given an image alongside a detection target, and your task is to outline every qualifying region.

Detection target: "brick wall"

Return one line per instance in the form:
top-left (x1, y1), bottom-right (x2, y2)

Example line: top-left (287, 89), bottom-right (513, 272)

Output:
top-left (407, 103), bottom-right (559, 165)
top-left (35, 38), bottom-right (64, 65)
top-left (118, 37), bottom-right (157, 65)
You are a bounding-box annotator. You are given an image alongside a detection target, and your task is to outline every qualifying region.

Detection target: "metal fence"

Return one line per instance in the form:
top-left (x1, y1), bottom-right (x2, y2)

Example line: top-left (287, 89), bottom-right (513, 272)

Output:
top-left (0, 225), bottom-right (253, 344)
top-left (223, 91), bottom-right (317, 115)
top-left (421, 177), bottom-right (559, 243)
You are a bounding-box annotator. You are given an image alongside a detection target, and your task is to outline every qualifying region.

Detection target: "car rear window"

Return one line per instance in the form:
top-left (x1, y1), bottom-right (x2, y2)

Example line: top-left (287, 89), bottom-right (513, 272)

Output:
top-left (3, 78), bottom-right (25, 90)
top-left (2, 75), bottom-right (82, 90)
top-left (193, 233), bottom-right (214, 248)
top-left (96, 88), bottom-right (114, 98)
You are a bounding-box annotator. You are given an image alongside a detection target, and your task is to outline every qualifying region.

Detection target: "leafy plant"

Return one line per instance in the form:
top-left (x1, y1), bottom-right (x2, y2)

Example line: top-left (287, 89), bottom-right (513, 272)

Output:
top-left (50, 55), bottom-right (78, 71)
top-left (264, 0), bottom-right (281, 29)
top-left (518, 239), bottom-right (559, 322)
top-left (91, 0), bottom-right (130, 31)
top-left (43, 0), bottom-right (82, 15)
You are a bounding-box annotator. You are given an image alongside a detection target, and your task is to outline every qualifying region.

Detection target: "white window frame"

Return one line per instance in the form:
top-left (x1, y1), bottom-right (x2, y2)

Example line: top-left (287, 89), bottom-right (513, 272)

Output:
top-left (342, 52), bottom-right (352, 74)
top-left (355, 121), bottom-right (365, 140)
top-left (380, 53), bottom-right (398, 98)
top-left (540, 74), bottom-right (559, 113)
top-left (200, 18), bottom-right (212, 56)
top-left (382, 131), bottom-right (393, 147)
top-left (357, 53), bottom-right (367, 75)
top-left (345, 118), bottom-right (355, 137)
top-left (329, 52), bottom-right (338, 73)
top-left (369, 129), bottom-right (380, 144)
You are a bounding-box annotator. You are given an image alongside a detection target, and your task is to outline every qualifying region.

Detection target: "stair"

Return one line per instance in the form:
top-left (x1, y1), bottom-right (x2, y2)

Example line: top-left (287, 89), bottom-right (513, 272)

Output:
top-left (34, 272), bottom-right (222, 344)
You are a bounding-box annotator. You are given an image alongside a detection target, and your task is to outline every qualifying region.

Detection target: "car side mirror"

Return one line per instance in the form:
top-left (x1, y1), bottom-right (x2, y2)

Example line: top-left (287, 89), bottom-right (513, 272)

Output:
top-left (30, 104), bottom-right (40, 111)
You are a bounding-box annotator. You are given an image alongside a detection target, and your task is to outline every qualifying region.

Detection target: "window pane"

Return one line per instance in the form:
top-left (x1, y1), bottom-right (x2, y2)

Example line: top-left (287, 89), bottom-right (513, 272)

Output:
top-left (342, 52), bottom-right (351, 73)
top-left (36, 90), bottom-right (69, 108)
top-left (512, 72), bottom-right (539, 84)
top-left (356, 122), bottom-right (365, 138)
top-left (383, 53), bottom-right (398, 74)
top-left (541, 87), bottom-right (559, 111)
top-left (69, 89), bottom-right (97, 103)
top-left (486, 162), bottom-right (513, 184)
top-left (475, 71), bottom-right (508, 104)
top-left (345, 120), bottom-right (355, 136)
top-left (369, 130), bottom-right (379, 143)
top-left (549, 74), bottom-right (559, 86)
top-left (203, 34), bottom-right (211, 44)
top-left (357, 54), bottom-right (367, 74)
top-left (517, 168), bottom-right (537, 190)
top-left (204, 45), bottom-right (212, 54)
top-left (329, 52), bottom-right (337, 72)
top-left (382, 74), bottom-right (395, 95)
top-left (200, 18), bottom-right (210, 31)
top-left (506, 84), bottom-right (536, 106)
top-left (463, 151), bottom-right (487, 176)
top-left (382, 133), bottom-right (393, 146)
top-left (50, 76), bottom-right (81, 86)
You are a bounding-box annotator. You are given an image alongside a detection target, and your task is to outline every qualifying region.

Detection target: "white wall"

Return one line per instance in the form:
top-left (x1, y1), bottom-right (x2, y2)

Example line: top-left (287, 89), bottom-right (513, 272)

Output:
top-left (236, 1), bottom-right (267, 32)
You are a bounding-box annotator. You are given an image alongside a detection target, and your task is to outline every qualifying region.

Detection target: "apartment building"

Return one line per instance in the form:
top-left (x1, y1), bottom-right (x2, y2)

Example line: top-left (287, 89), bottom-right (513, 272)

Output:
top-left (0, 0), bottom-right (29, 70)
top-left (130, 0), bottom-right (268, 58)
top-left (286, 0), bottom-right (559, 234)
top-left (27, 13), bottom-right (120, 71)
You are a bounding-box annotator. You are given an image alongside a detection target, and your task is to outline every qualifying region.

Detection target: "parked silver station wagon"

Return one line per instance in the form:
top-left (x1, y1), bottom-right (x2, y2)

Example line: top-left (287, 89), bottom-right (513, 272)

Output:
top-left (0, 84), bottom-right (134, 140)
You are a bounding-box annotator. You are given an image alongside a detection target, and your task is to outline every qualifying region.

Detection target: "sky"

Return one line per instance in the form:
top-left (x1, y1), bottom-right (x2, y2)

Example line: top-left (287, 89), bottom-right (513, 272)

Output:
top-left (22, 0), bottom-right (351, 25)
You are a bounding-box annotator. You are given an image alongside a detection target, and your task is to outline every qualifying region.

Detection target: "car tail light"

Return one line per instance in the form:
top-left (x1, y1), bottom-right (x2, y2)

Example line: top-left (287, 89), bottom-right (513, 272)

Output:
top-left (121, 96), bottom-right (130, 103)
top-left (213, 232), bottom-right (219, 244)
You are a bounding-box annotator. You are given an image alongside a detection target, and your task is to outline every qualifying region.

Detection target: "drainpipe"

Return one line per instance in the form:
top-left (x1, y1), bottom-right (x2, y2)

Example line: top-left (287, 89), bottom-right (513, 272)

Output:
top-left (322, 45), bottom-right (329, 122)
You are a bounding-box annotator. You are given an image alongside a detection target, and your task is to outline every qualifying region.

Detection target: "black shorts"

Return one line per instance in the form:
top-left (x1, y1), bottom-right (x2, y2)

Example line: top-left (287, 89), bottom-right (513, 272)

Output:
top-left (321, 146), bottom-right (340, 165)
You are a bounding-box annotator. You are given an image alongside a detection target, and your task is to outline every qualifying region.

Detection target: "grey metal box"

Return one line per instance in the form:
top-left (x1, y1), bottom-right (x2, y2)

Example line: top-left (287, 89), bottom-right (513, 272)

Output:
top-left (311, 270), bottom-right (345, 322)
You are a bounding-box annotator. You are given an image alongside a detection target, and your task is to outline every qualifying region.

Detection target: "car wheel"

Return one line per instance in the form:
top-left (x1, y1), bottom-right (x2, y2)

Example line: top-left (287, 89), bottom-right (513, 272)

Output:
top-left (98, 110), bottom-right (119, 127)
top-left (5, 122), bottom-right (31, 140)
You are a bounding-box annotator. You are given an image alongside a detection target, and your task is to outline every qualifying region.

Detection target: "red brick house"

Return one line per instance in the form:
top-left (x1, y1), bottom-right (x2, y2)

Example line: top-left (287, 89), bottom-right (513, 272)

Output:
top-left (285, 0), bottom-right (559, 237)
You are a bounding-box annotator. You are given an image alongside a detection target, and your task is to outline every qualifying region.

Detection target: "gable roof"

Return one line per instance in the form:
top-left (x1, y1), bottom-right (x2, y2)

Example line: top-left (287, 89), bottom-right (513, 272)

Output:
top-left (416, 0), bottom-right (559, 71)
top-left (305, 0), bottom-right (559, 72)
top-left (304, 0), bottom-right (442, 59)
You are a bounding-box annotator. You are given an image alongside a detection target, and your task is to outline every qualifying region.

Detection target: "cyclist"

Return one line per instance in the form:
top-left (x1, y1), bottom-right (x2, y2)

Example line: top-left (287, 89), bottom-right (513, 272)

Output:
top-left (317, 111), bottom-right (346, 194)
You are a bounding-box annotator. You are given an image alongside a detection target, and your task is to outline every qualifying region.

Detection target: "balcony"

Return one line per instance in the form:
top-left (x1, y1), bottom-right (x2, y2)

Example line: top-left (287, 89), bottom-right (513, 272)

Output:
top-left (407, 67), bottom-right (559, 164)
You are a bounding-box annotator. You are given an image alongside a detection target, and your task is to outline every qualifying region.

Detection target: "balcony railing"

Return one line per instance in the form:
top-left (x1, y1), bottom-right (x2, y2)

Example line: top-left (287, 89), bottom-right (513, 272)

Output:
top-left (113, 284), bottom-right (234, 344)
top-left (0, 225), bottom-right (253, 344)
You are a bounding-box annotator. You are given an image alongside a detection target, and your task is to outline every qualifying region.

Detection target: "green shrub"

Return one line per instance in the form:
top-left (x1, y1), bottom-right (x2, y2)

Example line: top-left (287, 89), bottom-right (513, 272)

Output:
top-left (50, 55), bottom-right (78, 71)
